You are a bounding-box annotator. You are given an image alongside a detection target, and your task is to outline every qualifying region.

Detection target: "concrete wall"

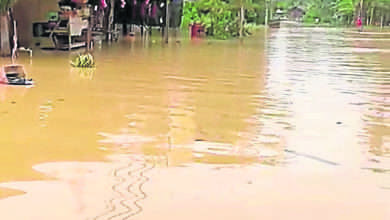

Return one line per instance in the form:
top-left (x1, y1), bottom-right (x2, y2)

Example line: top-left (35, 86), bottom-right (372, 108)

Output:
top-left (13, 0), bottom-right (58, 47)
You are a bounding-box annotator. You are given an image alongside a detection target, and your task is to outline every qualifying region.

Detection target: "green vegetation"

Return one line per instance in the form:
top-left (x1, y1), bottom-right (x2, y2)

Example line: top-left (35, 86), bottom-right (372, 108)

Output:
top-left (0, 0), bottom-right (16, 13)
top-left (182, 0), bottom-right (263, 39)
top-left (182, 0), bottom-right (389, 39)
top-left (275, 0), bottom-right (390, 26)
top-left (334, 0), bottom-right (390, 26)
top-left (71, 53), bottom-right (96, 68)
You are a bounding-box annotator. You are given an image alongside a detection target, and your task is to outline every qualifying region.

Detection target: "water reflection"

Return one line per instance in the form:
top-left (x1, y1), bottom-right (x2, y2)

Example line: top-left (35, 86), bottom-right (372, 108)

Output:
top-left (70, 67), bottom-right (96, 80)
top-left (95, 28), bottom-right (389, 170)
top-left (0, 28), bottom-right (389, 205)
top-left (265, 28), bottom-right (389, 172)
top-left (0, 85), bottom-right (30, 102)
top-left (94, 34), bottom-right (275, 166)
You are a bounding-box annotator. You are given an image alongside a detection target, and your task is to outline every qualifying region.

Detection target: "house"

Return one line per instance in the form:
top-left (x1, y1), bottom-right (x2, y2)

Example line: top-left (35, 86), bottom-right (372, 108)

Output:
top-left (288, 7), bottom-right (305, 22)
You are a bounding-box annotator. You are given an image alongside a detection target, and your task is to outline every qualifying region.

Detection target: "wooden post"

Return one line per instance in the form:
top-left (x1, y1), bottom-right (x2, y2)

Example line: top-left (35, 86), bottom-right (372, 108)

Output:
top-left (164, 0), bottom-right (170, 43)
top-left (9, 8), bottom-right (17, 62)
top-left (68, 14), bottom-right (72, 51)
top-left (86, 5), bottom-right (92, 51)
top-left (369, 7), bottom-right (374, 25)
top-left (381, 14), bottom-right (384, 29)
top-left (239, 5), bottom-right (244, 38)
top-left (12, 20), bottom-right (17, 63)
top-left (0, 14), bottom-right (11, 56)
top-left (106, 0), bottom-right (115, 41)
top-left (265, 0), bottom-right (268, 27)
top-left (68, 21), bottom-right (72, 51)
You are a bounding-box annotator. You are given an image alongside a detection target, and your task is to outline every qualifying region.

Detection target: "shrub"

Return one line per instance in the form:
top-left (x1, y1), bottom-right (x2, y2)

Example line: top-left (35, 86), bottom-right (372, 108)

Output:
top-left (70, 53), bottom-right (95, 68)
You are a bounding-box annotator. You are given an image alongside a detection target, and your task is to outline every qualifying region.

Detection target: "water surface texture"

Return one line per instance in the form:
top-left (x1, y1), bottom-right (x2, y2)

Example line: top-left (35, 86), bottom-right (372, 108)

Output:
top-left (0, 28), bottom-right (389, 219)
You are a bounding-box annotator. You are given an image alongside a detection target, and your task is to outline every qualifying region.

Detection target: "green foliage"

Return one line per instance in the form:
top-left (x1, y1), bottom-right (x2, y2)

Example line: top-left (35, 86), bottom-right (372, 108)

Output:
top-left (279, 0), bottom-right (390, 26)
top-left (0, 0), bottom-right (16, 13)
top-left (183, 0), bottom-right (389, 29)
top-left (182, 0), bottom-right (260, 39)
top-left (246, 8), bottom-right (258, 23)
top-left (335, 0), bottom-right (355, 16)
top-left (71, 53), bottom-right (96, 68)
top-left (245, 22), bottom-right (260, 33)
top-left (228, 0), bottom-right (261, 10)
top-left (182, 2), bottom-right (200, 28)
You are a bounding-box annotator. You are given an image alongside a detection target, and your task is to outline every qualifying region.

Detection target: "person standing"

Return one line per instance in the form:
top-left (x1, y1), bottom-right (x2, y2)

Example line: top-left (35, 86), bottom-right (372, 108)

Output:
top-left (356, 16), bottom-right (363, 32)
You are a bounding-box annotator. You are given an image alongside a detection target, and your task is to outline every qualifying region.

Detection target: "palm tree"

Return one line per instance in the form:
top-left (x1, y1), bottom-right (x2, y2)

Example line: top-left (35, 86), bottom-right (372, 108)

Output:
top-left (0, 0), bottom-right (16, 56)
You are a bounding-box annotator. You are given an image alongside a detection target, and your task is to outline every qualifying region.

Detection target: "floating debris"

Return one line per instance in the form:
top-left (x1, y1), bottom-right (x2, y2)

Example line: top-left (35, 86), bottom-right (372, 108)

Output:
top-left (284, 149), bottom-right (340, 166)
top-left (71, 53), bottom-right (96, 68)
top-left (0, 64), bottom-right (34, 86)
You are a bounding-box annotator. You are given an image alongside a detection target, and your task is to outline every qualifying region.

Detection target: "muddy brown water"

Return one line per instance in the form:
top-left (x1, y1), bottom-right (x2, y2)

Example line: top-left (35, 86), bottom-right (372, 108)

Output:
top-left (0, 28), bottom-right (389, 219)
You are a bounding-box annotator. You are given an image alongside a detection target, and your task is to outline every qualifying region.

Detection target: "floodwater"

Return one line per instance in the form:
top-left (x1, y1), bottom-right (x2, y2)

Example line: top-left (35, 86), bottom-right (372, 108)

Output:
top-left (0, 28), bottom-right (389, 219)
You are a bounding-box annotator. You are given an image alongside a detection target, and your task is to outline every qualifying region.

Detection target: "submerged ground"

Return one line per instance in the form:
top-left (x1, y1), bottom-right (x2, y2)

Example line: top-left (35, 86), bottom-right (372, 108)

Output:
top-left (0, 28), bottom-right (389, 219)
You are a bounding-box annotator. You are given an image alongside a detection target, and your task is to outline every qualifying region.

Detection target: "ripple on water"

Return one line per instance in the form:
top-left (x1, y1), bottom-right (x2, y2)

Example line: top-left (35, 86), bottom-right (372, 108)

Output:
top-left (266, 27), bottom-right (390, 170)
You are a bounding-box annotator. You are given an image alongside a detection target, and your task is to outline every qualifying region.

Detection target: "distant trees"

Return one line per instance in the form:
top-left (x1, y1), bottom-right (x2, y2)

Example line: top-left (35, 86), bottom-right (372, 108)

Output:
top-left (182, 0), bottom-right (389, 39)
top-left (275, 0), bottom-right (390, 26)
top-left (360, 0), bottom-right (390, 26)
top-left (330, 0), bottom-right (390, 26)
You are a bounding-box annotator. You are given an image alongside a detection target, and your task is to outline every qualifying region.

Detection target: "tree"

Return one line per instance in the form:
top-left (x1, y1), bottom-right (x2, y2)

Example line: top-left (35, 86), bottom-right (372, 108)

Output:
top-left (275, 0), bottom-right (390, 26)
top-left (227, 0), bottom-right (261, 37)
top-left (182, 0), bottom-right (238, 39)
top-left (334, 0), bottom-right (358, 24)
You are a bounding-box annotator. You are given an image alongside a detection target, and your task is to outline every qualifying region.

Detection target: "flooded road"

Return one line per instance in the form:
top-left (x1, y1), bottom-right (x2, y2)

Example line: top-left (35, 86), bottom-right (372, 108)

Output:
top-left (0, 28), bottom-right (389, 219)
